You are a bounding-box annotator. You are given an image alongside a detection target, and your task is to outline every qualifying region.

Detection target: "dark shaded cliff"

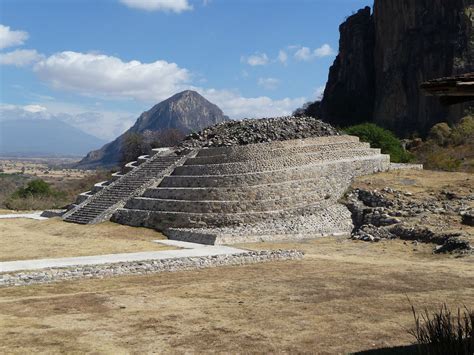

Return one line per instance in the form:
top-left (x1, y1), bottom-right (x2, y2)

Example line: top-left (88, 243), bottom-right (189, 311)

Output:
top-left (306, 1), bottom-right (474, 137)
top-left (76, 91), bottom-right (229, 168)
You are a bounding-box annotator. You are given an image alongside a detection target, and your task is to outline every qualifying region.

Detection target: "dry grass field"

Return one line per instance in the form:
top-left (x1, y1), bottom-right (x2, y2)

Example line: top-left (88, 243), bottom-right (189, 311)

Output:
top-left (0, 237), bottom-right (472, 353)
top-left (0, 158), bottom-right (92, 180)
top-left (0, 218), bottom-right (172, 261)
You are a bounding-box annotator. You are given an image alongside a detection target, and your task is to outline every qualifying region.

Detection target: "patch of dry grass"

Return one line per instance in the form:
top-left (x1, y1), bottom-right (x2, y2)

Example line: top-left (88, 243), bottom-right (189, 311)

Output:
top-left (0, 237), bottom-right (472, 353)
top-left (0, 218), bottom-right (172, 261)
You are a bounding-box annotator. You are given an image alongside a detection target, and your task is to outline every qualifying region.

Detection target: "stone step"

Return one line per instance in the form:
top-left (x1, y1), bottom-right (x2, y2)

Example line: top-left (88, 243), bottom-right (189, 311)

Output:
top-left (144, 176), bottom-right (350, 201)
top-left (160, 155), bottom-right (389, 188)
top-left (186, 142), bottom-right (371, 165)
top-left (173, 149), bottom-right (381, 176)
top-left (112, 201), bottom-right (336, 229)
top-left (63, 151), bottom-right (188, 224)
top-left (195, 135), bottom-right (360, 157)
top-left (125, 190), bottom-right (338, 214)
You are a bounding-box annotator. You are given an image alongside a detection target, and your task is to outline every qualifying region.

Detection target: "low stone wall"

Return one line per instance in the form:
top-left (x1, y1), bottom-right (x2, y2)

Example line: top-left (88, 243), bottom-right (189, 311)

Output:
top-left (0, 250), bottom-right (304, 287)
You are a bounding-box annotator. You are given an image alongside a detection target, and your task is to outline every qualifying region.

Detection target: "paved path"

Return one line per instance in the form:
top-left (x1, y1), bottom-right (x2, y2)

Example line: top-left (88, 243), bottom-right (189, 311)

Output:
top-left (0, 240), bottom-right (246, 273)
top-left (0, 212), bottom-right (47, 220)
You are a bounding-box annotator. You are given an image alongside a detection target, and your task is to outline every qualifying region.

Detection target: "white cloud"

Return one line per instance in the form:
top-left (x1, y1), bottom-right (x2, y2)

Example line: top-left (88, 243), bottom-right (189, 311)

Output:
top-left (243, 52), bottom-right (269, 66)
top-left (294, 44), bottom-right (335, 61)
top-left (314, 43), bottom-right (335, 57)
top-left (277, 50), bottom-right (288, 65)
top-left (0, 49), bottom-right (43, 67)
top-left (203, 89), bottom-right (306, 119)
top-left (34, 51), bottom-right (190, 102)
top-left (0, 24), bottom-right (28, 50)
top-left (23, 104), bottom-right (47, 113)
top-left (294, 47), bottom-right (312, 61)
top-left (257, 77), bottom-right (280, 90)
top-left (7, 49), bottom-right (307, 132)
top-left (119, 0), bottom-right (192, 13)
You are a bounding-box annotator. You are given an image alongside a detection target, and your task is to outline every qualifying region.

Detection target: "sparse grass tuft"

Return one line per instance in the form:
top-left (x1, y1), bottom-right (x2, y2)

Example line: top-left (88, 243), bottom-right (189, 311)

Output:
top-left (408, 302), bottom-right (473, 354)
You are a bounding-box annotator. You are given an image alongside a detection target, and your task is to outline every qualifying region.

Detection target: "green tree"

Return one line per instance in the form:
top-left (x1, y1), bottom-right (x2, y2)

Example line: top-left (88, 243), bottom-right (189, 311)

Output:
top-left (13, 179), bottom-right (52, 198)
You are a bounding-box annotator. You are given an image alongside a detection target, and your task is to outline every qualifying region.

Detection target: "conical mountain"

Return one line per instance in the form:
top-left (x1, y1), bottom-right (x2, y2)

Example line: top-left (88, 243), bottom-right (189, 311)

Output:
top-left (76, 90), bottom-right (229, 168)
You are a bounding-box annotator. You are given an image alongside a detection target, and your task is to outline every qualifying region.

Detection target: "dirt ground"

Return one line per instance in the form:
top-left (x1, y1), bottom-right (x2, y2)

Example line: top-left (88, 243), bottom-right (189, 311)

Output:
top-left (0, 237), bottom-right (472, 353)
top-left (0, 218), bottom-right (172, 261)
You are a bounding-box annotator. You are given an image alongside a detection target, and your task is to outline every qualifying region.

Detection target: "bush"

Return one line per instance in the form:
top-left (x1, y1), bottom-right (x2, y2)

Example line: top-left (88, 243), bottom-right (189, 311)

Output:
top-left (409, 303), bottom-right (473, 355)
top-left (429, 123), bottom-right (452, 146)
top-left (6, 179), bottom-right (66, 210)
top-left (450, 116), bottom-right (474, 146)
top-left (12, 179), bottom-right (52, 198)
top-left (344, 123), bottom-right (413, 163)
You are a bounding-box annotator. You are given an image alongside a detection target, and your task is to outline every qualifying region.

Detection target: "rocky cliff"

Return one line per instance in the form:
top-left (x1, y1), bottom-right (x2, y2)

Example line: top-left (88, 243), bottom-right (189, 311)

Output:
top-left (306, 0), bottom-right (474, 137)
top-left (76, 90), bottom-right (229, 168)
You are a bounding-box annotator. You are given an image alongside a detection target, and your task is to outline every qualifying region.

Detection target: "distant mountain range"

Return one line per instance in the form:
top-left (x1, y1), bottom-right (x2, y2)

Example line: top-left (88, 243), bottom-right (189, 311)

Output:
top-left (0, 118), bottom-right (107, 157)
top-left (76, 90), bottom-right (229, 168)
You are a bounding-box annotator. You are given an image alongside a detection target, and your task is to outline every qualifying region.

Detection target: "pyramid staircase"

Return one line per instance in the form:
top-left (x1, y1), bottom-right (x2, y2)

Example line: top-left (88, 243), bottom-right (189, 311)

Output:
top-left (63, 149), bottom-right (191, 224)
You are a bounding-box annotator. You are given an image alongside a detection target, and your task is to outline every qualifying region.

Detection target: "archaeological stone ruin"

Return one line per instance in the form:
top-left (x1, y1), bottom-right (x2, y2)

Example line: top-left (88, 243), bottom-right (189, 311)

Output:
top-left (64, 116), bottom-right (391, 244)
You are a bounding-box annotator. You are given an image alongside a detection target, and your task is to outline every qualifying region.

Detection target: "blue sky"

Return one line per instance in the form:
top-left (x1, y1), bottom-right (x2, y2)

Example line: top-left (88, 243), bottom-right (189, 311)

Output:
top-left (0, 0), bottom-right (371, 139)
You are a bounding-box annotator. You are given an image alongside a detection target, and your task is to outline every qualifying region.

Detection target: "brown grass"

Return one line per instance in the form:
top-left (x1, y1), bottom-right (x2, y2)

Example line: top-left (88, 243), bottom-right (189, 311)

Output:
top-left (0, 218), bottom-right (173, 261)
top-left (0, 237), bottom-right (472, 353)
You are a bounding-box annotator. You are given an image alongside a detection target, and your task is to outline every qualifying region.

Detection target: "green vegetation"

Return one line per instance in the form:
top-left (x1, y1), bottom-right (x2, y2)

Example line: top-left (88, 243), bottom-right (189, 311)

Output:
top-left (411, 115), bottom-right (474, 172)
top-left (6, 179), bottom-right (66, 210)
top-left (1, 170), bottom-right (111, 211)
top-left (343, 123), bottom-right (413, 163)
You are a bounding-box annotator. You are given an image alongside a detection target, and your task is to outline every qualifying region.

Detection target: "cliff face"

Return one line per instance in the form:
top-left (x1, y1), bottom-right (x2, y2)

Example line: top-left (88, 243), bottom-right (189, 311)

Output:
top-left (319, 6), bottom-right (375, 127)
top-left (316, 0), bottom-right (473, 137)
top-left (76, 91), bottom-right (229, 168)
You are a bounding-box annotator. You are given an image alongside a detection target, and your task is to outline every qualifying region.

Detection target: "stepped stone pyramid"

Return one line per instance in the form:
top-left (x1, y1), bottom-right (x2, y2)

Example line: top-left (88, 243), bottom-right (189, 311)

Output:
top-left (65, 116), bottom-right (391, 244)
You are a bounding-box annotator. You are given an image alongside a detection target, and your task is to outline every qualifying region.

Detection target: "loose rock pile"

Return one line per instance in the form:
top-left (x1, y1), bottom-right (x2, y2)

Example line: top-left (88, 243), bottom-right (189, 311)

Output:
top-left (178, 115), bottom-right (339, 150)
top-left (344, 187), bottom-right (473, 253)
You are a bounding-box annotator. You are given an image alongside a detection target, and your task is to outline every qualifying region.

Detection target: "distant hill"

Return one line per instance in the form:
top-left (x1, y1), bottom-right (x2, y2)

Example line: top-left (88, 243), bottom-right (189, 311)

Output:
top-left (76, 90), bottom-right (229, 168)
top-left (0, 118), bottom-right (107, 157)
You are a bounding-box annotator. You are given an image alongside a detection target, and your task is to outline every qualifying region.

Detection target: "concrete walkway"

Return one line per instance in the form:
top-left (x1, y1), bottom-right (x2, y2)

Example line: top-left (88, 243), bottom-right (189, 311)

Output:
top-left (0, 212), bottom-right (47, 220)
top-left (0, 240), bottom-right (246, 273)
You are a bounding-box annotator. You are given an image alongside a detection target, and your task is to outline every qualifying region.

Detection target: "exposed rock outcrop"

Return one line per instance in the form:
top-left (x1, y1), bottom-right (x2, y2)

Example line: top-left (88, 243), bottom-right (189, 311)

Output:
top-left (76, 91), bottom-right (229, 168)
top-left (304, 1), bottom-right (474, 137)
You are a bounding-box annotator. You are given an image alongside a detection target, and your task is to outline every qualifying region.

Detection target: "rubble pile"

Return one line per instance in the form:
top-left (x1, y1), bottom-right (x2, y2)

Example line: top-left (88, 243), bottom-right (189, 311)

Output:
top-left (178, 116), bottom-right (339, 150)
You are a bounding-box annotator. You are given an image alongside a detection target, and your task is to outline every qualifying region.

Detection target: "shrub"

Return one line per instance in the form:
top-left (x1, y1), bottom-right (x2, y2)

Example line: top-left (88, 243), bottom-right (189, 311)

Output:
top-left (6, 179), bottom-right (67, 210)
top-left (344, 123), bottom-right (413, 163)
top-left (408, 303), bottom-right (473, 355)
top-left (450, 116), bottom-right (474, 146)
top-left (12, 179), bottom-right (52, 198)
top-left (429, 123), bottom-right (452, 146)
